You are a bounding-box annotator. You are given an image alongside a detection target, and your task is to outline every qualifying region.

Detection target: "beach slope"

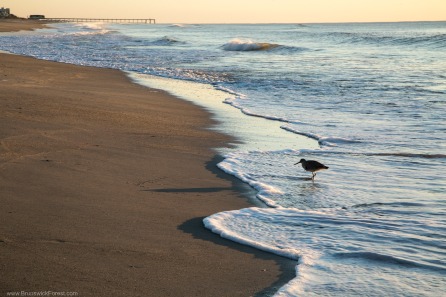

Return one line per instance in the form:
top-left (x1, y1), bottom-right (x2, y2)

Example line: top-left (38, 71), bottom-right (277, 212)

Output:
top-left (0, 50), bottom-right (292, 296)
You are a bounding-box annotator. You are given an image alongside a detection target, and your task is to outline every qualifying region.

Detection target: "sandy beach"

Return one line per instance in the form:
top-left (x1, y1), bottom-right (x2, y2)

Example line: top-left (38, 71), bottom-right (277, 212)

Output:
top-left (0, 19), bottom-right (49, 32)
top-left (0, 21), bottom-right (294, 296)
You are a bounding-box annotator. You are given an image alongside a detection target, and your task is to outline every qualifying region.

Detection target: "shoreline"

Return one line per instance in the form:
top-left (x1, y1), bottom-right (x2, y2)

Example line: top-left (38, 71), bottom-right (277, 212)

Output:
top-left (0, 22), bottom-right (295, 296)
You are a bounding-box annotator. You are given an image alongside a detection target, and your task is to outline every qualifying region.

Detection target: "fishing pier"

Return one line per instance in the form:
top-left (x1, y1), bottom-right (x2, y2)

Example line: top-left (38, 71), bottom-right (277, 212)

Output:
top-left (44, 18), bottom-right (156, 24)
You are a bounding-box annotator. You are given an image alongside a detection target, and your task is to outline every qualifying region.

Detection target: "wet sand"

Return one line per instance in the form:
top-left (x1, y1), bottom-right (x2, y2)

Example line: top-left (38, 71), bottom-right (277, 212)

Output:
top-left (0, 21), bottom-right (294, 297)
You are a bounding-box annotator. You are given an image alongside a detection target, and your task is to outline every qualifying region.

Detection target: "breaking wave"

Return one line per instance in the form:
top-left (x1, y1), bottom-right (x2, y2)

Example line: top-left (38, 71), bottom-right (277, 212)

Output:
top-left (71, 22), bottom-right (115, 35)
top-left (222, 38), bottom-right (281, 51)
top-left (169, 24), bottom-right (187, 28)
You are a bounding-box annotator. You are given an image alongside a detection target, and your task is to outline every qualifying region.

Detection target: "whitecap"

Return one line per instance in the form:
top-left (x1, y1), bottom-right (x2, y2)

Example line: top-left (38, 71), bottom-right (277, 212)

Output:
top-left (222, 38), bottom-right (280, 51)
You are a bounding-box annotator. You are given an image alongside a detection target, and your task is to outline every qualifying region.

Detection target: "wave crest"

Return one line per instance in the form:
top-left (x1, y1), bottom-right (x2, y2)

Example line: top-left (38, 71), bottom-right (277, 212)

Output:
top-left (151, 36), bottom-right (183, 46)
top-left (169, 24), bottom-right (187, 28)
top-left (222, 38), bottom-right (280, 51)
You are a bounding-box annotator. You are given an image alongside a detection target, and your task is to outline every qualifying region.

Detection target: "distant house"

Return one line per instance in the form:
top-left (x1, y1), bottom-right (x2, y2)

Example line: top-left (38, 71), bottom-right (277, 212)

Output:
top-left (0, 7), bottom-right (10, 17)
top-left (29, 15), bottom-right (45, 20)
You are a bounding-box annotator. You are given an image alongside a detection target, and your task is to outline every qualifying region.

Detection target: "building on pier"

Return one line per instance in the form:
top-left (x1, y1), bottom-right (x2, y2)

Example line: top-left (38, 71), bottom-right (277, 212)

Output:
top-left (29, 15), bottom-right (46, 19)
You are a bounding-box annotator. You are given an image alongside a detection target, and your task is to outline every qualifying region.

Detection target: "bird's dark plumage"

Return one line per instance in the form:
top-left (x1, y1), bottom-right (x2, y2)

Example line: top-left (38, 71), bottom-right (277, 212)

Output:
top-left (294, 158), bottom-right (328, 180)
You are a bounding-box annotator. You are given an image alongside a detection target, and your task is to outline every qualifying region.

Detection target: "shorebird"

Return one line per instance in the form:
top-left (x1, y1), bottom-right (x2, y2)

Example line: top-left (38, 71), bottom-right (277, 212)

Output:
top-left (295, 158), bottom-right (329, 180)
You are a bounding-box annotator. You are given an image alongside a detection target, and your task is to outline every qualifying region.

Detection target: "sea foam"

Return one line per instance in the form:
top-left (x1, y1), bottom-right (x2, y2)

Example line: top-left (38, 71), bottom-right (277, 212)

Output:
top-left (204, 206), bottom-right (446, 296)
top-left (281, 125), bottom-right (361, 147)
top-left (218, 153), bottom-right (285, 208)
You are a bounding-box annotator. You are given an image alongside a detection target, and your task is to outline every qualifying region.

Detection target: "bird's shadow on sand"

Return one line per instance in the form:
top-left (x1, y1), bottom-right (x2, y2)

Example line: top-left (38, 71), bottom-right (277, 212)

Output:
top-left (178, 217), bottom-right (297, 297)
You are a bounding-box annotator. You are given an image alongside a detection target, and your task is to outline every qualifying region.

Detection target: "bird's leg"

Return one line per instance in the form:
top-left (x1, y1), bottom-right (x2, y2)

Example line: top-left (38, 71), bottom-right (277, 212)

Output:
top-left (312, 172), bottom-right (316, 180)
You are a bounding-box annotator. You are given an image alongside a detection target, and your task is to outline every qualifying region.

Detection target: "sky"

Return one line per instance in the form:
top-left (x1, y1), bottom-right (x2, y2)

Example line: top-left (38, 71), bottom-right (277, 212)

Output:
top-left (2, 0), bottom-right (445, 23)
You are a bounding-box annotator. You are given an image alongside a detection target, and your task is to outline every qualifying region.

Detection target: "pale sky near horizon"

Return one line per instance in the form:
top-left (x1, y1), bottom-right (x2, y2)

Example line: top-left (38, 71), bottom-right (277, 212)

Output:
top-left (2, 0), bottom-right (445, 23)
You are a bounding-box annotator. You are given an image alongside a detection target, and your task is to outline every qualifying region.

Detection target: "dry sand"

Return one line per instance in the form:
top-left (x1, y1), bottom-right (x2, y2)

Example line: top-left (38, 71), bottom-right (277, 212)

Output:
top-left (0, 21), bottom-right (294, 297)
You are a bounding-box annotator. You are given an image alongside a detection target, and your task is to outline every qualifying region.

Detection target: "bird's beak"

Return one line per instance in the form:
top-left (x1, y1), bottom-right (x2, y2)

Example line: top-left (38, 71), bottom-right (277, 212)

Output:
top-left (294, 161), bottom-right (301, 165)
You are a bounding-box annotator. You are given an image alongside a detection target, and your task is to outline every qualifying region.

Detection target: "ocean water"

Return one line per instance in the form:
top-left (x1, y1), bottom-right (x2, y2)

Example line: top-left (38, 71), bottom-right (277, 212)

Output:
top-left (1, 22), bottom-right (445, 296)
